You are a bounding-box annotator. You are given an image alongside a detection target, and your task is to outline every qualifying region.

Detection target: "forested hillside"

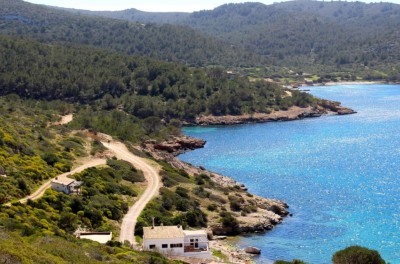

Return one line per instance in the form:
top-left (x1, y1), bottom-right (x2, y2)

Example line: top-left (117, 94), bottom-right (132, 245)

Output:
top-left (0, 0), bottom-right (260, 67)
top-left (0, 35), bottom-right (316, 121)
top-left (184, 2), bottom-right (400, 69)
top-left (69, 1), bottom-right (400, 77)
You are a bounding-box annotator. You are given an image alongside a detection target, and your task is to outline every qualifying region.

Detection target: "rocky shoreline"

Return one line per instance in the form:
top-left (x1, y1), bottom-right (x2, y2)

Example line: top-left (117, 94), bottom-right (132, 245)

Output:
top-left (142, 100), bottom-right (355, 233)
top-left (140, 104), bottom-right (354, 262)
top-left (142, 136), bottom-right (289, 263)
top-left (185, 101), bottom-right (355, 126)
top-left (142, 137), bottom-right (289, 233)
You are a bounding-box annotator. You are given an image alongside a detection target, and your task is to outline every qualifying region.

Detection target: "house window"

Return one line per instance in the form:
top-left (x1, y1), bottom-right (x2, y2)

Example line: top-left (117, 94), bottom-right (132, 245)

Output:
top-left (190, 238), bottom-right (199, 248)
top-left (162, 244), bottom-right (168, 248)
top-left (149, 245), bottom-right (156, 249)
top-left (170, 243), bottom-right (183, 248)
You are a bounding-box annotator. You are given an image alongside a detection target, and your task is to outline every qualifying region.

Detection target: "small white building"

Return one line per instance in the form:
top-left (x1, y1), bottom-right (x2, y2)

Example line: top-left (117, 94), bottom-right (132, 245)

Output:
top-left (51, 177), bottom-right (82, 195)
top-left (78, 232), bottom-right (112, 244)
top-left (143, 225), bottom-right (211, 259)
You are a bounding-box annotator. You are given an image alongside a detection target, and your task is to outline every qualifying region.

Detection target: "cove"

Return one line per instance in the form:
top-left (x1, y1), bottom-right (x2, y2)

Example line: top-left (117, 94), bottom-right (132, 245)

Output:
top-left (179, 84), bottom-right (400, 264)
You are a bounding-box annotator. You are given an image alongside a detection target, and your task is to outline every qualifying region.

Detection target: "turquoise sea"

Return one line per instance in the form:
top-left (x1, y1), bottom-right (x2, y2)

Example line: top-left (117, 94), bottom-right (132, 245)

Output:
top-left (179, 84), bottom-right (400, 264)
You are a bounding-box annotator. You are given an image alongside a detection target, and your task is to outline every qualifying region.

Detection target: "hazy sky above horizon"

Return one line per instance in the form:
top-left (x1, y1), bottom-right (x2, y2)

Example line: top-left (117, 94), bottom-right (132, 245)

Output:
top-left (24, 0), bottom-right (400, 12)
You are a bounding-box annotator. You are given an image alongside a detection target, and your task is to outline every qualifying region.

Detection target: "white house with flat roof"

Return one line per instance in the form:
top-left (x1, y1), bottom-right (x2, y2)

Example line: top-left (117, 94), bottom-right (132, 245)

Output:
top-left (51, 177), bottom-right (82, 195)
top-left (143, 225), bottom-right (211, 259)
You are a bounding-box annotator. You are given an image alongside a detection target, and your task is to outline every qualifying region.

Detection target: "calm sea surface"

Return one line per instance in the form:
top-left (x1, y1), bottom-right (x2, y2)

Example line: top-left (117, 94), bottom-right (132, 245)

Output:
top-left (179, 84), bottom-right (400, 264)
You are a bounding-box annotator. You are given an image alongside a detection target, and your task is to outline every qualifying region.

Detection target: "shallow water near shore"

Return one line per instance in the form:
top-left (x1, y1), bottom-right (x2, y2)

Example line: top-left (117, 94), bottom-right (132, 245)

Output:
top-left (179, 84), bottom-right (400, 264)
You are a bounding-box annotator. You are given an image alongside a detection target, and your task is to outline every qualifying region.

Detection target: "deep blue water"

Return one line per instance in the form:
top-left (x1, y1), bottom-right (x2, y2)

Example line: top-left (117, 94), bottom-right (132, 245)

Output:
top-left (179, 85), bottom-right (400, 264)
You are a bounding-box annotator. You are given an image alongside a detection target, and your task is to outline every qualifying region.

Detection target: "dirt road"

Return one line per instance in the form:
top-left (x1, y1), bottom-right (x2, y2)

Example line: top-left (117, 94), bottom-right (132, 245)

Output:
top-left (58, 114), bottom-right (73, 125)
top-left (101, 140), bottom-right (161, 245)
top-left (49, 114), bottom-right (74, 127)
top-left (5, 125), bottom-right (160, 246)
top-left (6, 158), bottom-right (106, 206)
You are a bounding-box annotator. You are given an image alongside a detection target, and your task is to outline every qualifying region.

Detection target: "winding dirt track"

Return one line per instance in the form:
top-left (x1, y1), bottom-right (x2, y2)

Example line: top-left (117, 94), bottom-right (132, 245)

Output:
top-left (58, 114), bottom-right (73, 125)
top-left (10, 139), bottom-right (161, 245)
top-left (7, 114), bottom-right (160, 246)
top-left (101, 140), bottom-right (161, 245)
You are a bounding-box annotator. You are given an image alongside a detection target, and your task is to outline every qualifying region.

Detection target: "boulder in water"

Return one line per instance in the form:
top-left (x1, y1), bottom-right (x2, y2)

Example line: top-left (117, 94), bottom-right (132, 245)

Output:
top-left (245, 246), bottom-right (261, 254)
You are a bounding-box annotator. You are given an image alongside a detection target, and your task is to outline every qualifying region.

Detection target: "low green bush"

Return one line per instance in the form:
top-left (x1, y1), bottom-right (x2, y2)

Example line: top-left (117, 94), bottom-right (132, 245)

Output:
top-left (332, 245), bottom-right (386, 264)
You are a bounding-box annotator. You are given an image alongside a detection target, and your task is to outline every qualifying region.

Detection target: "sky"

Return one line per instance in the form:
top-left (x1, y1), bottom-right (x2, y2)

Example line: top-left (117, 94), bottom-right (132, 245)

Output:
top-left (24, 0), bottom-right (400, 13)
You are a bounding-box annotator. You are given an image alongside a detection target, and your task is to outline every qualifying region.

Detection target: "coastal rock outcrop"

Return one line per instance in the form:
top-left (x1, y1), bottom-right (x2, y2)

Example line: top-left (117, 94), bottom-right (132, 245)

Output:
top-left (190, 102), bottom-right (355, 126)
top-left (152, 135), bottom-right (206, 155)
top-left (318, 100), bottom-right (356, 115)
top-left (210, 198), bottom-right (289, 236)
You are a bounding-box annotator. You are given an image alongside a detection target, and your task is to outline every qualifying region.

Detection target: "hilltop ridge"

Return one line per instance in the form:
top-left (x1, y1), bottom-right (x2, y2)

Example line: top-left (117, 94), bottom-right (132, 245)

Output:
top-left (57, 1), bottom-right (400, 78)
top-left (0, 0), bottom-right (260, 67)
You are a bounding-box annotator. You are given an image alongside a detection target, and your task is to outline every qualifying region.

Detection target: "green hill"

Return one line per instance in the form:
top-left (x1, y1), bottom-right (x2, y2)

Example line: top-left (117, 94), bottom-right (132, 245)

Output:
top-left (65, 1), bottom-right (400, 78)
top-left (0, 0), bottom-right (260, 67)
top-left (0, 35), bottom-right (315, 121)
top-left (183, 1), bottom-right (400, 70)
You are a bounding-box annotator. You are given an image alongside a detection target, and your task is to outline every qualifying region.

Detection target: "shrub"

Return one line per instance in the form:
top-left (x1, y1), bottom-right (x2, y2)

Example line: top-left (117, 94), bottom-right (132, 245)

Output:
top-left (207, 204), bottom-right (218, 212)
top-left (90, 140), bottom-right (107, 155)
top-left (274, 260), bottom-right (307, 264)
top-left (17, 178), bottom-right (30, 194)
top-left (209, 194), bottom-right (227, 204)
top-left (175, 186), bottom-right (189, 199)
top-left (161, 174), bottom-right (178, 187)
top-left (242, 205), bottom-right (257, 214)
top-left (332, 246), bottom-right (386, 264)
top-left (42, 153), bottom-right (59, 166)
top-left (185, 209), bottom-right (208, 228)
top-left (195, 177), bottom-right (205, 185)
top-left (160, 170), bottom-right (190, 187)
top-left (175, 199), bottom-right (189, 212)
top-left (220, 212), bottom-right (239, 235)
top-left (230, 200), bottom-right (242, 212)
top-left (193, 186), bottom-right (211, 198)
top-left (107, 159), bottom-right (144, 183)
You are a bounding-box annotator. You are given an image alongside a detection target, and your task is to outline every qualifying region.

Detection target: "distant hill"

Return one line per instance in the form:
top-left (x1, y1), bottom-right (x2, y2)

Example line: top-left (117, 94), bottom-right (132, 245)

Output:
top-left (0, 0), bottom-right (260, 67)
top-left (63, 1), bottom-right (400, 75)
top-left (56, 7), bottom-right (190, 24)
top-left (183, 2), bottom-right (400, 68)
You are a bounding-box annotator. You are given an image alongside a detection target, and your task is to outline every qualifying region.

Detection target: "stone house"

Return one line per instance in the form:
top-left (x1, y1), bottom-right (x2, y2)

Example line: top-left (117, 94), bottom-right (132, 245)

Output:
top-left (51, 177), bottom-right (82, 195)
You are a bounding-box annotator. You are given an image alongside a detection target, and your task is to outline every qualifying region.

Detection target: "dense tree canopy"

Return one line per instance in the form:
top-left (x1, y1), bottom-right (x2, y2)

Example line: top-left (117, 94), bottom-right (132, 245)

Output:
top-left (182, 2), bottom-right (400, 75)
top-left (0, 0), bottom-right (260, 67)
top-left (67, 1), bottom-right (400, 77)
top-left (0, 35), bottom-right (316, 123)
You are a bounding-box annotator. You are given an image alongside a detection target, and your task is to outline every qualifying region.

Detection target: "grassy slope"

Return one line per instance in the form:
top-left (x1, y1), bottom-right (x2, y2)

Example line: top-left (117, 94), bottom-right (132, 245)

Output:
top-left (0, 96), bottom-right (82, 203)
top-left (0, 231), bottom-right (181, 263)
top-left (0, 98), bottom-right (181, 263)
